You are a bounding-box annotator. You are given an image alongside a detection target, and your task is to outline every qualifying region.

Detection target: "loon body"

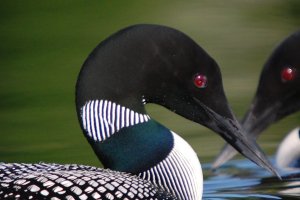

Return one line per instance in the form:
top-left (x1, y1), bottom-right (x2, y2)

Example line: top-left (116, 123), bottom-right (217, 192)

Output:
top-left (0, 24), bottom-right (277, 199)
top-left (213, 30), bottom-right (300, 169)
top-left (276, 127), bottom-right (300, 169)
top-left (0, 163), bottom-right (176, 199)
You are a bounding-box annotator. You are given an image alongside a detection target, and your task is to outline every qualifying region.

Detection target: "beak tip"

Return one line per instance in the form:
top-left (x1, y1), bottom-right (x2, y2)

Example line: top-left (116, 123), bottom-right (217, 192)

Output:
top-left (270, 166), bottom-right (282, 180)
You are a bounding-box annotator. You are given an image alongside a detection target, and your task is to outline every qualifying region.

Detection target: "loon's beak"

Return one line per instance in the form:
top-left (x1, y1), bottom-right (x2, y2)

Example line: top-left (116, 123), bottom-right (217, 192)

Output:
top-left (212, 101), bottom-right (281, 169)
top-left (200, 102), bottom-right (281, 179)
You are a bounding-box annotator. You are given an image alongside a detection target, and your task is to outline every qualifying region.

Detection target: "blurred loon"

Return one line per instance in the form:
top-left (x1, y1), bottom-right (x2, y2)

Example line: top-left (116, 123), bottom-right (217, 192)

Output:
top-left (0, 24), bottom-right (278, 200)
top-left (213, 30), bottom-right (300, 169)
top-left (276, 127), bottom-right (300, 169)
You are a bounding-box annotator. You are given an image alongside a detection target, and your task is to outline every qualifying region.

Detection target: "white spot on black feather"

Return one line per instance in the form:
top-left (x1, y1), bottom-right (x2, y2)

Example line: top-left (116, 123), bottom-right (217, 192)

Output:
top-left (66, 195), bottom-right (75, 200)
top-left (115, 191), bottom-right (123, 198)
top-left (40, 190), bottom-right (49, 196)
top-left (71, 186), bottom-right (82, 195)
top-left (105, 193), bottom-right (114, 200)
top-left (44, 181), bottom-right (55, 188)
top-left (92, 192), bottom-right (101, 199)
top-left (61, 180), bottom-right (73, 187)
top-left (79, 194), bottom-right (88, 200)
top-left (28, 185), bottom-right (40, 192)
top-left (84, 186), bottom-right (94, 193)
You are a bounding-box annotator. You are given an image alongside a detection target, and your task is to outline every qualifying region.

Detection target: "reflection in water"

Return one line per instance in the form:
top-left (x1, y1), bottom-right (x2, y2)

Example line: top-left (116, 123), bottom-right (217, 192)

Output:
top-left (279, 181), bottom-right (300, 197)
top-left (202, 158), bottom-right (300, 199)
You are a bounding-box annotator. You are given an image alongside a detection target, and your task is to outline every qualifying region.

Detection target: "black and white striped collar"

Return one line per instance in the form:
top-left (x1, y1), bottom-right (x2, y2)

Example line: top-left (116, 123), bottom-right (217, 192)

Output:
top-left (81, 100), bottom-right (150, 142)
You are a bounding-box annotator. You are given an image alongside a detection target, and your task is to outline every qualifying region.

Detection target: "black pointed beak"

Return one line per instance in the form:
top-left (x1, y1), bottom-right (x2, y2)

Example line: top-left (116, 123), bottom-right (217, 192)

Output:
top-left (200, 102), bottom-right (281, 178)
top-left (212, 101), bottom-right (281, 169)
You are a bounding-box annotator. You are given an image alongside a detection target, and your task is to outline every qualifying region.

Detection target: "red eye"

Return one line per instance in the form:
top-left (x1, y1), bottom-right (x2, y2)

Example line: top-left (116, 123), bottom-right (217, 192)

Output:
top-left (193, 74), bottom-right (207, 88)
top-left (281, 67), bottom-right (296, 82)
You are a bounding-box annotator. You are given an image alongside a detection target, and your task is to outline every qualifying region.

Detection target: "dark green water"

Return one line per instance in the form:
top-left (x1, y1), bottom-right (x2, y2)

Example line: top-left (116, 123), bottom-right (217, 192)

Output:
top-left (1, 1), bottom-right (300, 199)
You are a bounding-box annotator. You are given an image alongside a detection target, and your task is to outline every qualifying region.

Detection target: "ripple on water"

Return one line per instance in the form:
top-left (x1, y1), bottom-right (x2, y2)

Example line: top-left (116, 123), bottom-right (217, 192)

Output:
top-left (202, 158), bottom-right (300, 199)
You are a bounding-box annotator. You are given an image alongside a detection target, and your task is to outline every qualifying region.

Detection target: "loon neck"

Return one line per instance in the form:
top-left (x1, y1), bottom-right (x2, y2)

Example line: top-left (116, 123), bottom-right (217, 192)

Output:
top-left (80, 99), bottom-right (149, 142)
top-left (80, 99), bottom-right (174, 173)
top-left (79, 99), bottom-right (203, 200)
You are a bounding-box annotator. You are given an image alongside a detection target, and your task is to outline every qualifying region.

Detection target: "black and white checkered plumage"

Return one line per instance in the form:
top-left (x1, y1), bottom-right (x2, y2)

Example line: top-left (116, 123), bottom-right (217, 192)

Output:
top-left (0, 163), bottom-right (177, 200)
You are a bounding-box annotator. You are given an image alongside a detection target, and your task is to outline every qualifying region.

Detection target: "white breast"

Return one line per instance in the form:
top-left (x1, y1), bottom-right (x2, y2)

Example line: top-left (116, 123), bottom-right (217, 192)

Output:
top-left (276, 127), bottom-right (300, 169)
top-left (138, 131), bottom-right (203, 200)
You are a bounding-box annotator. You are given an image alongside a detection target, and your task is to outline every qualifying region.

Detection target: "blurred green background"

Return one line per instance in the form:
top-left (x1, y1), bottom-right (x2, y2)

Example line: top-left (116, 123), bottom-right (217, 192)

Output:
top-left (1, 1), bottom-right (299, 167)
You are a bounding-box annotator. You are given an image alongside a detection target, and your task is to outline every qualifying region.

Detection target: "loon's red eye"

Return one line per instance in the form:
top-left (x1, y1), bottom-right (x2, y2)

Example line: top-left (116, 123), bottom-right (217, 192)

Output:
top-left (281, 67), bottom-right (296, 82)
top-left (193, 74), bottom-right (207, 88)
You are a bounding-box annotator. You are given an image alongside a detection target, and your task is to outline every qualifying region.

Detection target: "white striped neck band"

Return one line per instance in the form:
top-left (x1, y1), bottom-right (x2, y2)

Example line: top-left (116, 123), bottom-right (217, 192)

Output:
top-left (138, 132), bottom-right (203, 200)
top-left (81, 100), bottom-right (150, 142)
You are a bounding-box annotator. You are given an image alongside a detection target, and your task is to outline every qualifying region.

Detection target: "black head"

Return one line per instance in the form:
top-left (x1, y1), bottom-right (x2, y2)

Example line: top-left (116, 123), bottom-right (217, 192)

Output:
top-left (76, 24), bottom-right (279, 176)
top-left (213, 30), bottom-right (300, 169)
top-left (242, 30), bottom-right (300, 136)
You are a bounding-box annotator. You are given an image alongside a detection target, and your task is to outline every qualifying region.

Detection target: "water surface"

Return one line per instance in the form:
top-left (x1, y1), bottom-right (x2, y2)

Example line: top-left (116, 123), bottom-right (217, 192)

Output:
top-left (202, 158), bottom-right (300, 199)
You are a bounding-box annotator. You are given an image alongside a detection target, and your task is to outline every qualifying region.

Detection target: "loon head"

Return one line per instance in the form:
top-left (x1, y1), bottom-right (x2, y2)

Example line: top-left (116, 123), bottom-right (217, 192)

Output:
top-left (75, 24), bottom-right (278, 180)
top-left (213, 30), bottom-right (300, 168)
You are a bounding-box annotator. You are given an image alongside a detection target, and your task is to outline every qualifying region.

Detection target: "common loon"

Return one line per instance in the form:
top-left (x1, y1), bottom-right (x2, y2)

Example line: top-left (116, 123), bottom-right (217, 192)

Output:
top-left (0, 24), bottom-right (278, 200)
top-left (213, 30), bottom-right (300, 169)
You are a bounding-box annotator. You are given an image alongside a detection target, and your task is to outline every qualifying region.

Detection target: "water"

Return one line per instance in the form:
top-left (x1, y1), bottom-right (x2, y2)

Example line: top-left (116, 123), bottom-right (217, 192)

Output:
top-left (202, 158), bottom-right (300, 199)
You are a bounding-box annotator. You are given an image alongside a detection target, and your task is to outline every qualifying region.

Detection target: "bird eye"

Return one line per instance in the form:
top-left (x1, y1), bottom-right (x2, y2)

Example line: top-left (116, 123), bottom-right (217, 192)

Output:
top-left (281, 66), bottom-right (296, 82)
top-left (193, 74), bottom-right (207, 88)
